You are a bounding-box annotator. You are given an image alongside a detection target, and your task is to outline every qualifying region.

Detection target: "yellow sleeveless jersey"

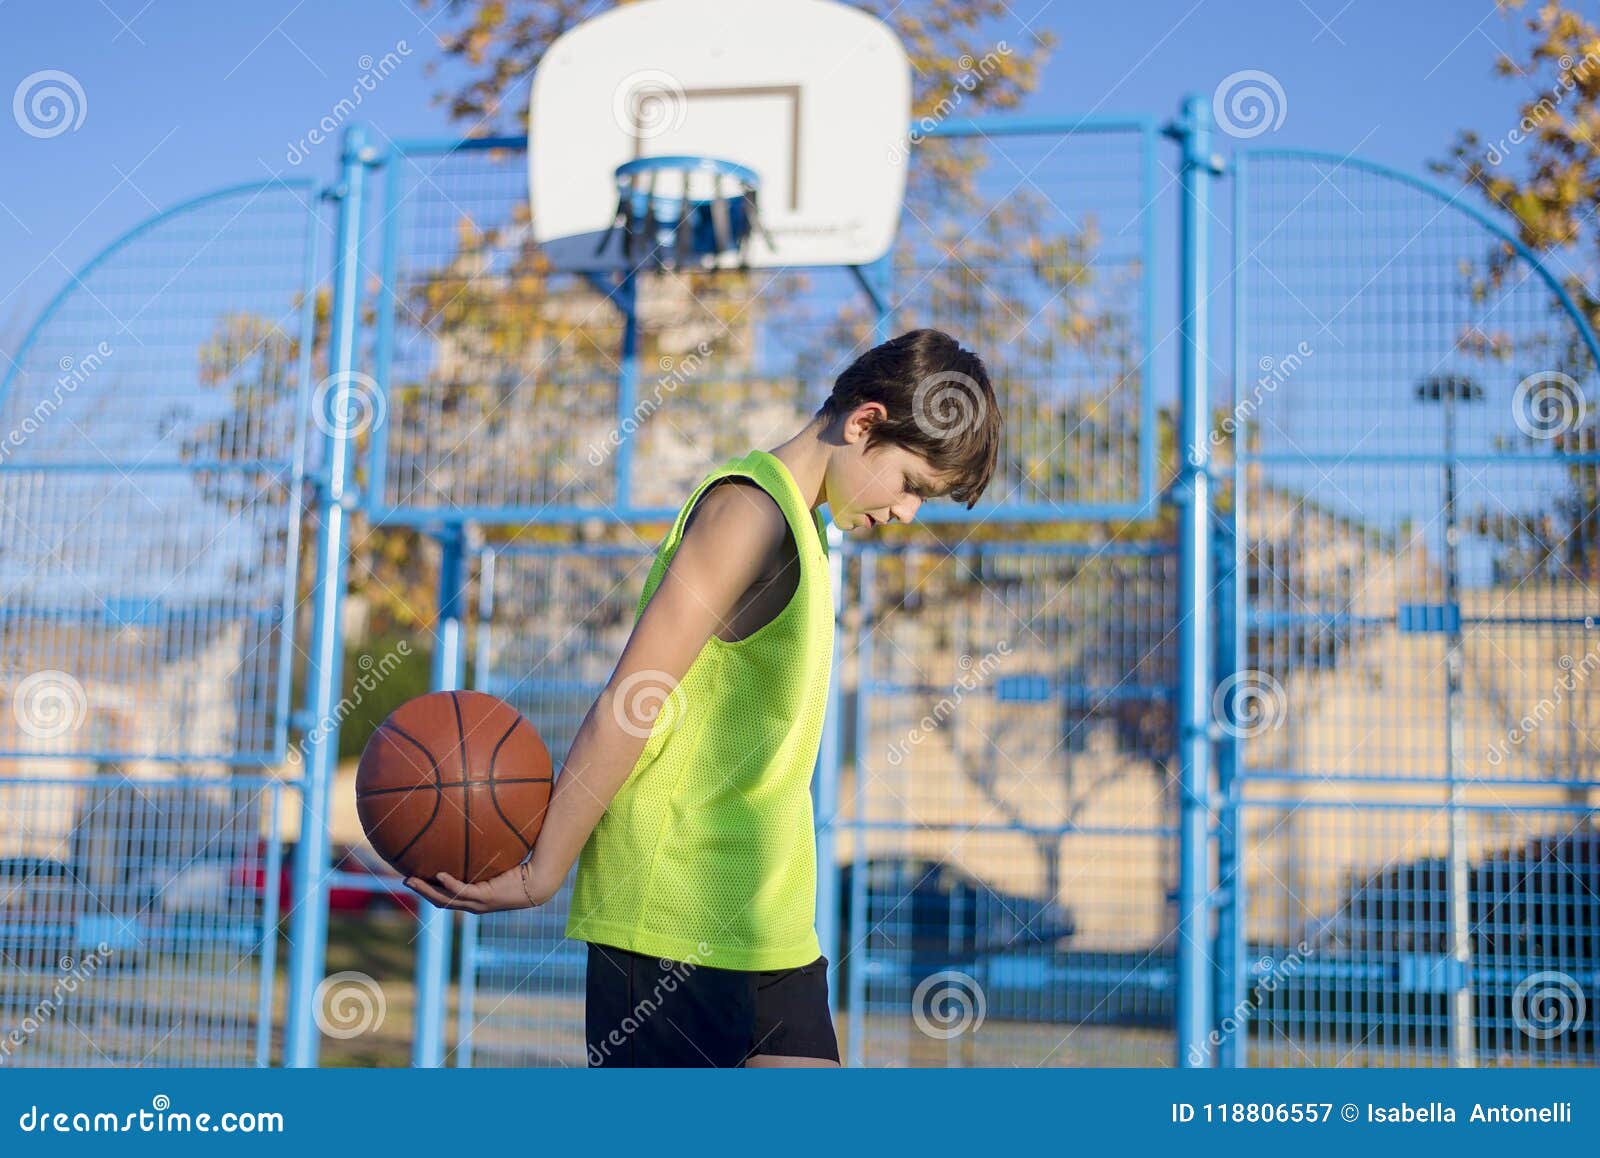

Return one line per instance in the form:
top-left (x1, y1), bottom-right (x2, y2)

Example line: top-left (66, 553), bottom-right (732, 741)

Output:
top-left (565, 449), bottom-right (834, 970)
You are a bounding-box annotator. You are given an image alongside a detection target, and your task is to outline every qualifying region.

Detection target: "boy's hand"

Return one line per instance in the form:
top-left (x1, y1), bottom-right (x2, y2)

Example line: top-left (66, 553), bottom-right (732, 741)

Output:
top-left (404, 860), bottom-right (549, 913)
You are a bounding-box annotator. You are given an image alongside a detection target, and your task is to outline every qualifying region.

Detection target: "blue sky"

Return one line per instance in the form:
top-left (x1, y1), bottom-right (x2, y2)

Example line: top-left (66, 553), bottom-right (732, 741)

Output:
top-left (0, 0), bottom-right (1550, 353)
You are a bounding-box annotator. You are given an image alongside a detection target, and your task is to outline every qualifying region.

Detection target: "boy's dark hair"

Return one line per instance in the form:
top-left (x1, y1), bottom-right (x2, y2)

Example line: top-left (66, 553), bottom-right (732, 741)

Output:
top-left (815, 329), bottom-right (1001, 510)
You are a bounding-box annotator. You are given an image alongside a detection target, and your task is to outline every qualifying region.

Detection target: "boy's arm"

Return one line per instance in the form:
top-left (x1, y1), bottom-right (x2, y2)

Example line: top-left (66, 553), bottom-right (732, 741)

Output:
top-left (404, 480), bottom-right (789, 913)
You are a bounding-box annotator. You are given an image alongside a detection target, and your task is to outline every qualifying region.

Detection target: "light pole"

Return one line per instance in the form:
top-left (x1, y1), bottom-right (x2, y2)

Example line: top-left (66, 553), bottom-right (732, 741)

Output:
top-left (1415, 373), bottom-right (1482, 1068)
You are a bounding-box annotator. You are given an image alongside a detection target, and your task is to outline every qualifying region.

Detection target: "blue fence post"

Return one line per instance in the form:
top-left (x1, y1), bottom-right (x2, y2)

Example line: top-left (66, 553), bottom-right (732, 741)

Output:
top-left (1169, 93), bottom-right (1218, 1069)
top-left (414, 522), bottom-right (470, 1067)
top-left (284, 123), bottom-right (375, 1068)
top-left (615, 271), bottom-right (640, 513)
top-left (1212, 514), bottom-right (1244, 1067)
top-left (814, 521), bottom-right (846, 1021)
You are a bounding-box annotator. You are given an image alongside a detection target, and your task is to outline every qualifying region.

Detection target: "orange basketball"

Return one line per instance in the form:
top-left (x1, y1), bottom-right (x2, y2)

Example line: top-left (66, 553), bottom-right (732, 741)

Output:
top-left (355, 690), bottom-right (552, 883)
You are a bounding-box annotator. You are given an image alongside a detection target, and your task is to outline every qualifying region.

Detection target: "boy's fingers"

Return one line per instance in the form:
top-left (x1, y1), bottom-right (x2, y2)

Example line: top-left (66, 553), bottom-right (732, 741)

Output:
top-left (433, 871), bottom-right (482, 901)
top-left (404, 875), bottom-right (461, 909)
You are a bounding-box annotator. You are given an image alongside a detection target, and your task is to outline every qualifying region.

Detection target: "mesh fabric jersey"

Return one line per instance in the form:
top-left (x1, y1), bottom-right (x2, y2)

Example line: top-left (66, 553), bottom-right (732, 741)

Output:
top-left (565, 449), bottom-right (834, 970)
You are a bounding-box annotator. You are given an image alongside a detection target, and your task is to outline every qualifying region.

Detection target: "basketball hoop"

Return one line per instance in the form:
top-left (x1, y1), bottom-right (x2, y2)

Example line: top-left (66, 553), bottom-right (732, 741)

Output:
top-left (596, 155), bottom-right (772, 272)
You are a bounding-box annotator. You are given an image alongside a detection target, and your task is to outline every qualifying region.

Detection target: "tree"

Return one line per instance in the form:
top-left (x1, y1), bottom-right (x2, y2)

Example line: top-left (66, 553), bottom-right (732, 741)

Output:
top-left (1433, 0), bottom-right (1599, 582)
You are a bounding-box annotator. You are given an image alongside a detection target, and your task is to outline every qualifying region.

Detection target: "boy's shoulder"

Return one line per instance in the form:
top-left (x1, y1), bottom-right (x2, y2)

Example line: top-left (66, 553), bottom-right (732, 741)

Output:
top-left (681, 476), bottom-right (793, 578)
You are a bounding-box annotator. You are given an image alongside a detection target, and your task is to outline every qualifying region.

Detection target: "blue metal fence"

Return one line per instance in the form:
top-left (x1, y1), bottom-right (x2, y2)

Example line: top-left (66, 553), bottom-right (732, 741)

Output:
top-left (1224, 148), bottom-right (1600, 1066)
top-left (0, 776), bottom-right (287, 1066)
top-left (0, 176), bottom-right (321, 1067)
top-left (4, 92), bottom-right (1596, 1069)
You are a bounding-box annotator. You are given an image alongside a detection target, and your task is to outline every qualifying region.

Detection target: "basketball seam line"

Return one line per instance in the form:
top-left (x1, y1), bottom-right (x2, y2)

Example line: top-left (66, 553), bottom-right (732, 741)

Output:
top-left (486, 711), bottom-right (539, 858)
top-left (356, 775), bottom-right (553, 799)
top-left (451, 691), bottom-right (470, 882)
top-left (379, 720), bottom-right (444, 868)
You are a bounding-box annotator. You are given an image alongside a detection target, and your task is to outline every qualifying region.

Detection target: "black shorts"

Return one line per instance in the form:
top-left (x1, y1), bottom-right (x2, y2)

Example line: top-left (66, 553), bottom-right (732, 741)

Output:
top-left (583, 942), bottom-right (839, 1067)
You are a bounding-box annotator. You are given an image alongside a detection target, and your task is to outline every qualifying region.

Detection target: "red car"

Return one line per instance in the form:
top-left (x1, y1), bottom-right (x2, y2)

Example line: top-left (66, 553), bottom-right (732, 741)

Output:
top-left (235, 841), bottom-right (418, 916)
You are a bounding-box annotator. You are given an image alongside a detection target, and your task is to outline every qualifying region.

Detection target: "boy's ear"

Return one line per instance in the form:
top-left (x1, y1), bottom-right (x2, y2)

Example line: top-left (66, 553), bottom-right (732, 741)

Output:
top-left (844, 401), bottom-right (888, 443)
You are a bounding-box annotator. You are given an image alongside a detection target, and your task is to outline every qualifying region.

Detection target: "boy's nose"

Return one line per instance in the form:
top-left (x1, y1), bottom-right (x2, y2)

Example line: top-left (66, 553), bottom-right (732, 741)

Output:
top-left (890, 495), bottom-right (922, 523)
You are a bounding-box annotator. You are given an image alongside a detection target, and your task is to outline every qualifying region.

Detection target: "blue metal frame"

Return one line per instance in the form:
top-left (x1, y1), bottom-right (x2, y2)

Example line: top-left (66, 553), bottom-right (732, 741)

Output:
top-left (16, 88), bottom-right (1597, 1068)
top-left (1224, 145), bottom-right (1600, 1068)
top-left (0, 178), bottom-right (322, 767)
top-left (925, 113), bottom-right (1163, 519)
top-left (1168, 95), bottom-right (1216, 1068)
top-left (363, 115), bottom-right (1164, 528)
top-left (413, 524), bottom-right (468, 1067)
top-left (284, 125), bottom-right (378, 1068)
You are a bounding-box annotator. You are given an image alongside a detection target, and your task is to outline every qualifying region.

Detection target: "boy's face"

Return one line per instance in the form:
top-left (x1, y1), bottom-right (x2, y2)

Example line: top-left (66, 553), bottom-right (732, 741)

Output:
top-left (826, 403), bottom-right (948, 531)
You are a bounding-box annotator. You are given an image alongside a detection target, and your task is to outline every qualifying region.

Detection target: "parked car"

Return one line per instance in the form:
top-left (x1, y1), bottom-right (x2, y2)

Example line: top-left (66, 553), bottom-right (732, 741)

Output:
top-left (235, 841), bottom-right (418, 917)
top-left (833, 857), bottom-right (1077, 1006)
top-left (1256, 829), bottom-right (1599, 1055)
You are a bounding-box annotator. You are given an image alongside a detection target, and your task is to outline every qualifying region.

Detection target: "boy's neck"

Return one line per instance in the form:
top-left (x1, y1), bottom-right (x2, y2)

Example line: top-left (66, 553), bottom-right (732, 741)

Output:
top-left (765, 417), bottom-right (832, 513)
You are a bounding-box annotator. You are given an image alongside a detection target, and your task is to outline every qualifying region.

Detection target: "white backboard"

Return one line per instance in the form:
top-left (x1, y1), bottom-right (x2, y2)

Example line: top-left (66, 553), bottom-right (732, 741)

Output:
top-left (529, 0), bottom-right (912, 271)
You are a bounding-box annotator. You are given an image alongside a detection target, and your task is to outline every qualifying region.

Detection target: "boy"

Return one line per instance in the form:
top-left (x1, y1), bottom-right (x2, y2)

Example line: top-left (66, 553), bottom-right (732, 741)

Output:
top-left (406, 328), bottom-right (1001, 1066)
